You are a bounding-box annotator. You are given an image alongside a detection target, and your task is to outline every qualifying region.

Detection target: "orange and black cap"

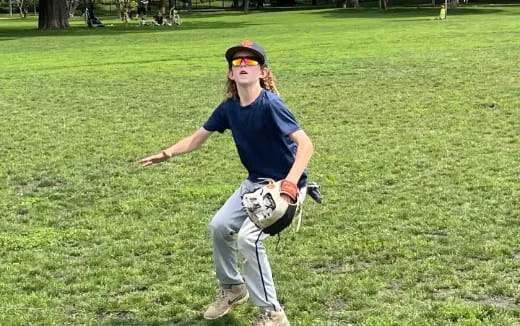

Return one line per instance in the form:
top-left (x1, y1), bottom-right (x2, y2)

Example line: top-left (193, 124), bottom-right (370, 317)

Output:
top-left (225, 40), bottom-right (268, 67)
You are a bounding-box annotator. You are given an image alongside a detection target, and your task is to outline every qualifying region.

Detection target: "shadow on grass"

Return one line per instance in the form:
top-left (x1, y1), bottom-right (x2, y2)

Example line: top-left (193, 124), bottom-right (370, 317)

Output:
top-left (184, 5), bottom-right (512, 18)
top-left (0, 19), bottom-right (256, 40)
top-left (10, 57), bottom-right (179, 74)
top-left (310, 6), bottom-right (507, 19)
top-left (101, 314), bottom-right (245, 326)
top-left (0, 5), bottom-right (513, 40)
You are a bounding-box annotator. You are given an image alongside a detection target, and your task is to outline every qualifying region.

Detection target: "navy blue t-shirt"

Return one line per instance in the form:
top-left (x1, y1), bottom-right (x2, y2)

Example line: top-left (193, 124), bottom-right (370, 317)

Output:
top-left (203, 89), bottom-right (307, 187)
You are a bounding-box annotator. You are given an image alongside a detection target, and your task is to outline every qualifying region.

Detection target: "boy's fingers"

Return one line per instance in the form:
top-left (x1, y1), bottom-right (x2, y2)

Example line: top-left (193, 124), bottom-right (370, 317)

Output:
top-left (139, 155), bottom-right (156, 162)
top-left (139, 154), bottom-right (165, 166)
top-left (138, 158), bottom-right (152, 165)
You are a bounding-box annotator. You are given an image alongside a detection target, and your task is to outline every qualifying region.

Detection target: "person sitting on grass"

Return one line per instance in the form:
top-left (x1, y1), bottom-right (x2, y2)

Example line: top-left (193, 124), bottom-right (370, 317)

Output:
top-left (152, 11), bottom-right (165, 25)
top-left (167, 8), bottom-right (181, 26)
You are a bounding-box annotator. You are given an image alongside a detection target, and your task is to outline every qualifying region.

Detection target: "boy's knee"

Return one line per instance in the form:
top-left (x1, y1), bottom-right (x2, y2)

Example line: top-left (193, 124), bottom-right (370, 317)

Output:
top-left (237, 231), bottom-right (256, 252)
top-left (209, 218), bottom-right (232, 239)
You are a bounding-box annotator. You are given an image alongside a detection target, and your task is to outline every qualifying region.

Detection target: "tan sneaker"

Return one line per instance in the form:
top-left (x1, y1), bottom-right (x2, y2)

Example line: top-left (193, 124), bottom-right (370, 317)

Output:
top-left (253, 309), bottom-right (290, 326)
top-left (203, 284), bottom-right (249, 320)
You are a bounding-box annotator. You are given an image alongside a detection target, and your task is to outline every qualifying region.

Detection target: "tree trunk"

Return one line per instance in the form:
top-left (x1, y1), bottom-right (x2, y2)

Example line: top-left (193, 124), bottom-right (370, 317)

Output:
top-left (347, 0), bottom-right (359, 7)
top-left (449, 0), bottom-right (457, 9)
top-left (160, 0), bottom-right (167, 13)
top-left (243, 0), bottom-right (249, 14)
top-left (15, 0), bottom-right (26, 17)
top-left (379, 0), bottom-right (387, 9)
top-left (19, 6), bottom-right (26, 17)
top-left (114, 0), bottom-right (122, 19)
top-left (67, 0), bottom-right (79, 17)
top-left (39, 0), bottom-right (69, 29)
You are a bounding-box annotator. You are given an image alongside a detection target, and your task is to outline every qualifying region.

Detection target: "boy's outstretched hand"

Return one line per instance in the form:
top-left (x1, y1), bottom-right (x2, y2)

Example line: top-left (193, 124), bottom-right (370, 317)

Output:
top-left (139, 152), bottom-right (169, 167)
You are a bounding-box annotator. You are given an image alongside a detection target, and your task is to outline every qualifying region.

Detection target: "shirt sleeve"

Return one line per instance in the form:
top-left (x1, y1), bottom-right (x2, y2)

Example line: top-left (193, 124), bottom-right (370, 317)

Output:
top-left (269, 97), bottom-right (301, 136)
top-left (203, 102), bottom-right (229, 133)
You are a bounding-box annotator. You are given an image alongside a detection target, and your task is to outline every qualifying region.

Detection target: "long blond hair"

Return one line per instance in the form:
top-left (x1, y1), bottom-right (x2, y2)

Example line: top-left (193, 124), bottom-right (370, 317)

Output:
top-left (225, 66), bottom-right (279, 99)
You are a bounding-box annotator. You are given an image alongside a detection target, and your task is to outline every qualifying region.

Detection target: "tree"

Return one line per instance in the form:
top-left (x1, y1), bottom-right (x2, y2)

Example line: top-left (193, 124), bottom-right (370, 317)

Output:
top-left (179, 0), bottom-right (192, 13)
top-left (65, 0), bottom-right (80, 17)
top-left (13, 0), bottom-right (29, 17)
top-left (160, 0), bottom-right (167, 13)
top-left (339, 0), bottom-right (359, 8)
top-left (379, 0), bottom-right (388, 9)
top-left (38, 0), bottom-right (69, 29)
top-left (450, 0), bottom-right (458, 9)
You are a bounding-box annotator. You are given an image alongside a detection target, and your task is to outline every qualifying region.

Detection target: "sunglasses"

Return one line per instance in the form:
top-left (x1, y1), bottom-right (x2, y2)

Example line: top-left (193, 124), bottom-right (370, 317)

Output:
top-left (231, 57), bottom-right (261, 67)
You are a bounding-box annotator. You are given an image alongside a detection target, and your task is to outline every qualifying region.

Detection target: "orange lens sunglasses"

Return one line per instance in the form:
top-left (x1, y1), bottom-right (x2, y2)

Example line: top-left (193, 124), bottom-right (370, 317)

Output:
top-left (231, 57), bottom-right (260, 67)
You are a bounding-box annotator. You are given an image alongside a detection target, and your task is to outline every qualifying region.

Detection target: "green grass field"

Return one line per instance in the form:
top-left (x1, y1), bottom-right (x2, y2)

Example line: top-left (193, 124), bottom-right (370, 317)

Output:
top-left (1, 5), bottom-right (520, 326)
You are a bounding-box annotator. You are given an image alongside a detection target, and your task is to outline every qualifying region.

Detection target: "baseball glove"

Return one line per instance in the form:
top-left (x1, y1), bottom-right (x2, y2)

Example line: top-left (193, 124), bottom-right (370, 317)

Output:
top-left (241, 179), bottom-right (301, 236)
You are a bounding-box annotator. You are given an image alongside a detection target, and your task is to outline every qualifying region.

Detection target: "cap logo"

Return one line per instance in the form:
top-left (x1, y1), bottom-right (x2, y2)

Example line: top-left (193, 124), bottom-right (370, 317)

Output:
top-left (241, 40), bottom-right (253, 48)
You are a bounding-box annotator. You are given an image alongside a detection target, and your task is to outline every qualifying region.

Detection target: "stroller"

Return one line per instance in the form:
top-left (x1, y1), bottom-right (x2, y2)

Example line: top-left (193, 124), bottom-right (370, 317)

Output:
top-left (84, 7), bottom-right (105, 27)
top-left (167, 7), bottom-right (181, 26)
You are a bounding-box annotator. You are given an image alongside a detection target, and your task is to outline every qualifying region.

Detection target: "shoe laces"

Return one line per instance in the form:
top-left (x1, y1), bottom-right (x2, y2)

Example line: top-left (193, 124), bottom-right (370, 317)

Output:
top-left (216, 288), bottom-right (227, 299)
top-left (209, 288), bottom-right (228, 306)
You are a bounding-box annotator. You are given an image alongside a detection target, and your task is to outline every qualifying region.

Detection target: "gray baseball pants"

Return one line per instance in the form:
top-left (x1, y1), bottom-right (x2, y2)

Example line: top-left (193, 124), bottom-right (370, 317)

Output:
top-left (208, 179), bottom-right (305, 311)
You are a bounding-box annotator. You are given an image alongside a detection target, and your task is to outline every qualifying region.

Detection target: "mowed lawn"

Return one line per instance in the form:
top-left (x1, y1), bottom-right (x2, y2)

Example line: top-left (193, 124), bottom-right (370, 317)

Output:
top-left (1, 5), bottom-right (520, 326)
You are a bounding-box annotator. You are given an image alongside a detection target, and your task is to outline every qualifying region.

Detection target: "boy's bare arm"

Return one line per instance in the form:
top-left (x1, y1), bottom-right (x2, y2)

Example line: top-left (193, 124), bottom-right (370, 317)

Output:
top-left (139, 128), bottom-right (213, 166)
top-left (284, 129), bottom-right (314, 185)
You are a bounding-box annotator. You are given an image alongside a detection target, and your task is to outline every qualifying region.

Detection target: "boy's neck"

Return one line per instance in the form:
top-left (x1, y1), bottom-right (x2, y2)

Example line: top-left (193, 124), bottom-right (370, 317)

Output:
top-left (237, 84), bottom-right (263, 107)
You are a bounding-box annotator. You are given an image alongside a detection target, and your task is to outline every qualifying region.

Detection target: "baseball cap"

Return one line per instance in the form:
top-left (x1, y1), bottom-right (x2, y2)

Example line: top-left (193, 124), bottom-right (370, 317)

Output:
top-left (225, 40), bottom-right (268, 66)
